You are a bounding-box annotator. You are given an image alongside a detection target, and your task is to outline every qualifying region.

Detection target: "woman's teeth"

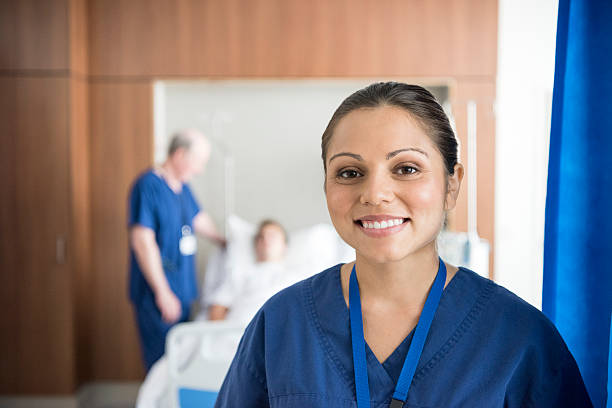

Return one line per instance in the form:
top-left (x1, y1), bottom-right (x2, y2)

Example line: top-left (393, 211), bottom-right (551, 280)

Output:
top-left (360, 219), bottom-right (404, 229)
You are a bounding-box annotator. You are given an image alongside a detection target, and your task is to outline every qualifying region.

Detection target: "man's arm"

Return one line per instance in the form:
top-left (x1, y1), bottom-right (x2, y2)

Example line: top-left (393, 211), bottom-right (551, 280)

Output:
top-left (130, 225), bottom-right (182, 323)
top-left (193, 212), bottom-right (226, 247)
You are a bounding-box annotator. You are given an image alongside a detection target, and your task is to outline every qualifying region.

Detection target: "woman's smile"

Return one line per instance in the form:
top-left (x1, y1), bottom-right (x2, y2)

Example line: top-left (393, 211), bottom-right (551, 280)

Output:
top-left (354, 214), bottom-right (410, 237)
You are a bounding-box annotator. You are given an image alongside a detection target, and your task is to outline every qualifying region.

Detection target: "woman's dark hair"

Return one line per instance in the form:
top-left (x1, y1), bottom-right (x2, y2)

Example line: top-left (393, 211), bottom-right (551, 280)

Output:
top-left (321, 82), bottom-right (458, 176)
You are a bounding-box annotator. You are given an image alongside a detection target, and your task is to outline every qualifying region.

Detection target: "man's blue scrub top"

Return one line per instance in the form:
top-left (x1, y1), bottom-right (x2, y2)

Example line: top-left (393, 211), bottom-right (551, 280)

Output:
top-left (128, 170), bottom-right (201, 305)
top-left (216, 265), bottom-right (592, 407)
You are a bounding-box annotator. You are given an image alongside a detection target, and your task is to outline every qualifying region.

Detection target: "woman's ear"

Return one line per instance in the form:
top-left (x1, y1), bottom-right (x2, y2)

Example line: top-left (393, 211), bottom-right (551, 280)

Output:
top-left (445, 163), bottom-right (464, 211)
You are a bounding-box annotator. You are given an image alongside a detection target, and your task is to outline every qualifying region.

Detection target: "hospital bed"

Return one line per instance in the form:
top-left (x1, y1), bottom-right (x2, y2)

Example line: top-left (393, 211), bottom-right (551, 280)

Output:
top-left (166, 321), bottom-right (245, 408)
top-left (136, 321), bottom-right (244, 408)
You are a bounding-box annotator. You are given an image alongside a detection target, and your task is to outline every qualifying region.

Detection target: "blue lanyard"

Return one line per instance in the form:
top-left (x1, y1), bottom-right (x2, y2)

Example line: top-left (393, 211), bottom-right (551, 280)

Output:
top-left (349, 258), bottom-right (447, 408)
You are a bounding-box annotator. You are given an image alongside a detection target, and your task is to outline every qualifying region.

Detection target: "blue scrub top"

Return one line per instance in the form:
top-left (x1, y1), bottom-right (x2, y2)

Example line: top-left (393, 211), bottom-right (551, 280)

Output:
top-left (128, 170), bottom-right (201, 305)
top-left (216, 265), bottom-right (592, 407)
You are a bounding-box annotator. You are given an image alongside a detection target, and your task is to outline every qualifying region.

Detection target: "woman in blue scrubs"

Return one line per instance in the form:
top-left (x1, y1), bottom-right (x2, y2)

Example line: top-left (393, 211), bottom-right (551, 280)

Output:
top-left (215, 83), bottom-right (592, 407)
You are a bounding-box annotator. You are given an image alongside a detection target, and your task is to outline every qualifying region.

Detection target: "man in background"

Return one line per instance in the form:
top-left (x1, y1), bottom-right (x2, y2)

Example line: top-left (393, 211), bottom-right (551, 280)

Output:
top-left (128, 129), bottom-right (225, 371)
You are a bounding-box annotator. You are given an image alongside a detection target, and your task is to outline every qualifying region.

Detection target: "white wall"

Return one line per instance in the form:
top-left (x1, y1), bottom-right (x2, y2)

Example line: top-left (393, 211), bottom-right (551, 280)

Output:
top-left (495, 0), bottom-right (558, 308)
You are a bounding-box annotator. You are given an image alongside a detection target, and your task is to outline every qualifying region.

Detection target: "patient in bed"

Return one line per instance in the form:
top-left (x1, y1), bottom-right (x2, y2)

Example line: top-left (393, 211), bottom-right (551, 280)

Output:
top-left (137, 219), bottom-right (302, 408)
top-left (206, 219), bottom-right (292, 324)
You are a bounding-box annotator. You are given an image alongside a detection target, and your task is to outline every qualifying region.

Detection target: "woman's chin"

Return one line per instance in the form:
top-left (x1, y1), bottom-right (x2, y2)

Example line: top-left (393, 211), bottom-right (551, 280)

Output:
top-left (353, 238), bottom-right (437, 266)
top-left (357, 247), bottom-right (412, 265)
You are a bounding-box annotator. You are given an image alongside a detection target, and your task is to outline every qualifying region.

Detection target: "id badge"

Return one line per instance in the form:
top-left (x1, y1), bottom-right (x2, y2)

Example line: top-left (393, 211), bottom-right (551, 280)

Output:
top-left (179, 225), bottom-right (197, 256)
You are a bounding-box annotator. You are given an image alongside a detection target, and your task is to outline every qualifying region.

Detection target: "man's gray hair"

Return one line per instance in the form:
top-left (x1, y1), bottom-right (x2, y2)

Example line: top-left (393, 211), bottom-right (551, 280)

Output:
top-left (167, 129), bottom-right (204, 156)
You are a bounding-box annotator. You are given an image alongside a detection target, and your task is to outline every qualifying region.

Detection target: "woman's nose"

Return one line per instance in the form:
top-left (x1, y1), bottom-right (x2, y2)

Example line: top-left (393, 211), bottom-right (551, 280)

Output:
top-left (359, 170), bottom-right (394, 206)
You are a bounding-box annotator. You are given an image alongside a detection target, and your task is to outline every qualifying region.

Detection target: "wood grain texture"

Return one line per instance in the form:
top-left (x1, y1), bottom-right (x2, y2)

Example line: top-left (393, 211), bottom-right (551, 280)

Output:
top-left (0, 0), bottom-right (69, 71)
top-left (87, 0), bottom-right (498, 78)
top-left (89, 81), bottom-right (152, 380)
top-left (0, 77), bottom-right (20, 393)
top-left (69, 0), bottom-right (89, 75)
top-left (67, 0), bottom-right (91, 385)
top-left (0, 0), bottom-right (85, 391)
top-left (0, 77), bottom-right (76, 393)
top-left (69, 77), bottom-right (91, 383)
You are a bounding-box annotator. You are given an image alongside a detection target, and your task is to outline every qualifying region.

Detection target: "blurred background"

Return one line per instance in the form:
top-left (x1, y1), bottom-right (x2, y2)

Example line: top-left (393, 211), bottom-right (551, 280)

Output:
top-left (0, 0), bottom-right (558, 406)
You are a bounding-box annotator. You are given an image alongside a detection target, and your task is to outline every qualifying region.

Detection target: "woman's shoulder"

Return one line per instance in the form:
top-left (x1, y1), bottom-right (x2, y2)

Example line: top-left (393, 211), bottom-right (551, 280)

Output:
top-left (456, 268), bottom-right (591, 405)
top-left (457, 267), bottom-right (569, 352)
top-left (459, 268), bottom-right (555, 326)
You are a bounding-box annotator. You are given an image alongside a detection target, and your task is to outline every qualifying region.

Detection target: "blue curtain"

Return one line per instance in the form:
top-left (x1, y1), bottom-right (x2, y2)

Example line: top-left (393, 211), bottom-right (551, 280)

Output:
top-left (543, 0), bottom-right (612, 406)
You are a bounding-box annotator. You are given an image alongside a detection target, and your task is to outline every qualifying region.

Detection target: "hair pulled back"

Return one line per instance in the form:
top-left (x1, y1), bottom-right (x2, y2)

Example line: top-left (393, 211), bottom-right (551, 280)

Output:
top-left (321, 82), bottom-right (458, 176)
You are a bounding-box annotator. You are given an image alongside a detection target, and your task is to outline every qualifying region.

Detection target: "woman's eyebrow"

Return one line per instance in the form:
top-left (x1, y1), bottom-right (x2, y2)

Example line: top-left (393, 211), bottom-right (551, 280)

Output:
top-left (328, 152), bottom-right (363, 163)
top-left (328, 148), bottom-right (427, 164)
top-left (386, 147), bottom-right (429, 160)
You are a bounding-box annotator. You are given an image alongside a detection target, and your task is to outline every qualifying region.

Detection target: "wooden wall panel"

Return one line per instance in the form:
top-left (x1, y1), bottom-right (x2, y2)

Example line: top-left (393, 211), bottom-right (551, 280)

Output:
top-left (0, 0), bottom-right (88, 392)
top-left (0, 77), bottom-right (20, 393)
top-left (0, 77), bottom-right (76, 393)
top-left (0, 0), bottom-right (69, 71)
top-left (69, 0), bottom-right (89, 75)
top-left (87, 0), bottom-right (498, 78)
top-left (69, 77), bottom-right (91, 382)
top-left (89, 82), bottom-right (152, 380)
top-left (16, 77), bottom-right (75, 393)
top-left (67, 0), bottom-right (91, 385)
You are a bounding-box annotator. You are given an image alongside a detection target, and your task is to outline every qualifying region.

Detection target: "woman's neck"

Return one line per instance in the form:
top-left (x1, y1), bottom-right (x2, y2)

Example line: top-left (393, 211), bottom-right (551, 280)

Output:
top-left (354, 245), bottom-right (440, 308)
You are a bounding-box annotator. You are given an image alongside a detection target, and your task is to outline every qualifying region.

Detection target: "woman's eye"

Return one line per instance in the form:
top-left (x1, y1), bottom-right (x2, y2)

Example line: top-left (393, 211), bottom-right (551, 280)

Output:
top-left (337, 169), bottom-right (362, 179)
top-left (396, 166), bottom-right (418, 175)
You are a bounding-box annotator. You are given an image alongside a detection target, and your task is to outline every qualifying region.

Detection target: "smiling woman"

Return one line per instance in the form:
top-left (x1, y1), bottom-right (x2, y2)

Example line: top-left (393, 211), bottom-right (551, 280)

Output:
top-left (324, 104), bottom-right (461, 269)
top-left (214, 82), bottom-right (592, 408)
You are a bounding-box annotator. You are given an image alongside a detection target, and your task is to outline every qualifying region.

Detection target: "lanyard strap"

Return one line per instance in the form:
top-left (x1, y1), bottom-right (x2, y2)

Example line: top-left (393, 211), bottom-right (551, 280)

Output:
top-left (178, 191), bottom-right (190, 228)
top-left (349, 258), bottom-right (447, 408)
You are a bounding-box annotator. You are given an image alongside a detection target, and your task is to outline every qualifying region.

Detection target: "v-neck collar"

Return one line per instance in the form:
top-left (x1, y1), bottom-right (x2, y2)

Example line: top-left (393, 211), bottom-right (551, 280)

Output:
top-left (305, 263), bottom-right (494, 403)
top-left (339, 265), bottom-right (449, 393)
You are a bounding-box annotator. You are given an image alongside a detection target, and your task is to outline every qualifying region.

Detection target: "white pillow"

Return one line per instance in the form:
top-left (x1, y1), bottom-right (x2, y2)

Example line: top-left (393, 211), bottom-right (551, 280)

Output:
top-left (285, 223), bottom-right (354, 276)
top-left (224, 215), bottom-right (257, 274)
top-left (201, 215), bottom-right (256, 310)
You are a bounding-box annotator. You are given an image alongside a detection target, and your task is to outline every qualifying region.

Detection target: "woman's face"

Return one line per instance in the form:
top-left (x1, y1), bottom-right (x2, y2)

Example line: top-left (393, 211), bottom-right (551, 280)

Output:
top-left (324, 105), bottom-right (462, 264)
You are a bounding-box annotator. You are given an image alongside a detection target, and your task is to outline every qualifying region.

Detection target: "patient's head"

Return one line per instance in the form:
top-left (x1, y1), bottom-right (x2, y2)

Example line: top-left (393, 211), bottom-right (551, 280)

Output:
top-left (254, 220), bottom-right (288, 263)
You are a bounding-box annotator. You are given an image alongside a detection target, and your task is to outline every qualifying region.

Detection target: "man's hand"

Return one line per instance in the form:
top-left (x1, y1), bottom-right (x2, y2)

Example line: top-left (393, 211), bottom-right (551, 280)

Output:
top-left (155, 289), bottom-right (182, 324)
top-left (208, 304), bottom-right (229, 320)
top-left (216, 237), bottom-right (228, 249)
